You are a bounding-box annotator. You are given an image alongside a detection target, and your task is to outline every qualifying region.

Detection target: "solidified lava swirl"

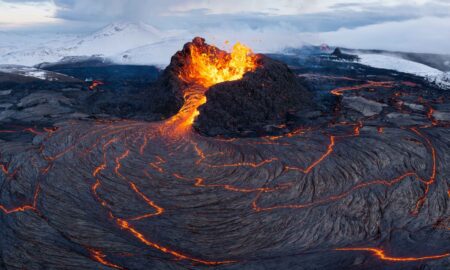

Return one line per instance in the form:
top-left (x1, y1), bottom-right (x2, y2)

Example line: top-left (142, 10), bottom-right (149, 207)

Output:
top-left (0, 38), bottom-right (449, 269)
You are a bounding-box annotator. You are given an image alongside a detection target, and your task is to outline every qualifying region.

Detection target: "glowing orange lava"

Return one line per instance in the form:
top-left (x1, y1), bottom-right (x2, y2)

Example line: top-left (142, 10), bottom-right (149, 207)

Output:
top-left (335, 247), bottom-right (450, 262)
top-left (89, 249), bottom-right (124, 269)
top-left (331, 81), bottom-right (394, 96)
top-left (168, 40), bottom-right (259, 134)
top-left (180, 42), bottom-right (259, 88)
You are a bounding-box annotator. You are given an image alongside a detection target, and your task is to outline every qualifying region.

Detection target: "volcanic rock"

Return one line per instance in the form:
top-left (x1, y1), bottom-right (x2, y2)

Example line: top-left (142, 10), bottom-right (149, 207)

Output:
top-left (0, 103), bottom-right (13, 109)
top-left (194, 55), bottom-right (313, 136)
top-left (342, 96), bottom-right (387, 116)
top-left (433, 110), bottom-right (450, 121)
top-left (17, 92), bottom-right (73, 108)
top-left (331, 47), bottom-right (359, 61)
top-left (403, 102), bottom-right (425, 111)
top-left (0, 89), bottom-right (11, 96)
top-left (385, 112), bottom-right (429, 126)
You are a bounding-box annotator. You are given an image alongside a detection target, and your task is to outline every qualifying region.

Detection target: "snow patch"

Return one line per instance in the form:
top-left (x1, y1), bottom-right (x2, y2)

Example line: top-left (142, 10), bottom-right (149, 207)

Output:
top-left (358, 54), bottom-right (450, 90)
top-left (0, 65), bottom-right (74, 81)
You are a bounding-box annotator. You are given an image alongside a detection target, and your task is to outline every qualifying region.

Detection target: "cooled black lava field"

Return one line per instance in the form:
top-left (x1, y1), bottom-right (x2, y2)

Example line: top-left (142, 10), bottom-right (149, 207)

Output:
top-left (0, 40), bottom-right (449, 270)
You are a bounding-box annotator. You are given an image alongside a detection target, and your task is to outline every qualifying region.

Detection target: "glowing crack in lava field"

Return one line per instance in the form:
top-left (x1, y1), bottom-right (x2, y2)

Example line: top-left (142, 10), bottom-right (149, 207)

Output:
top-left (0, 37), bottom-right (449, 270)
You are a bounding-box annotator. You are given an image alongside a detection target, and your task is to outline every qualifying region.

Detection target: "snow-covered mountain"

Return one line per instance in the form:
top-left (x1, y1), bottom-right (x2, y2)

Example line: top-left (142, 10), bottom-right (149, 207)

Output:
top-left (70, 21), bottom-right (163, 56)
top-left (0, 22), bottom-right (177, 66)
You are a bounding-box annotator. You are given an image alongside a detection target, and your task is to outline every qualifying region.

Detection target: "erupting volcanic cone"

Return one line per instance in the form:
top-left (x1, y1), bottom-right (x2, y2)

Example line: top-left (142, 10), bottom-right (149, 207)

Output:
top-left (155, 37), bottom-right (313, 137)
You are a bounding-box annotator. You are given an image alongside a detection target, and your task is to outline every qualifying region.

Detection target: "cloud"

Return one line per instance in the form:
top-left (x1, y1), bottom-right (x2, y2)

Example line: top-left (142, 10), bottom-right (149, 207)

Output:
top-left (1, 0), bottom-right (449, 55)
top-left (52, 0), bottom-right (173, 22)
top-left (319, 16), bottom-right (450, 54)
top-left (0, 0), bottom-right (57, 27)
top-left (3, 0), bottom-right (450, 32)
top-left (16, 0), bottom-right (446, 26)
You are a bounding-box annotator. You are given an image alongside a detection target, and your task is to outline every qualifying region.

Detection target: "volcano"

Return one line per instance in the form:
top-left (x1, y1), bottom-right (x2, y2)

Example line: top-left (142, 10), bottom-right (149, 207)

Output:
top-left (155, 37), bottom-right (313, 137)
top-left (0, 37), bottom-right (449, 270)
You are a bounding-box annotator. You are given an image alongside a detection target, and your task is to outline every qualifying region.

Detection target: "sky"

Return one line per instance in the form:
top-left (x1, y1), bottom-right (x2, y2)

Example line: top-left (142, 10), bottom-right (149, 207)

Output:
top-left (0, 0), bottom-right (450, 55)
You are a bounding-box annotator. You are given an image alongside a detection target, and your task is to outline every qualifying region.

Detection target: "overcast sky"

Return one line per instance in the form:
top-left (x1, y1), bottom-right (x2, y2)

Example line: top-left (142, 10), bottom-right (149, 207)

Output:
top-left (1, 0), bottom-right (449, 54)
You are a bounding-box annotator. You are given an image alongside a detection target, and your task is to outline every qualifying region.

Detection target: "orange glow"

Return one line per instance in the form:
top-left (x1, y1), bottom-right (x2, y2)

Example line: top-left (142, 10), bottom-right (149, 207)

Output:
top-left (426, 107), bottom-right (438, 126)
top-left (93, 138), bottom-right (118, 177)
top-left (89, 249), bottom-right (124, 269)
top-left (331, 81), bottom-right (394, 96)
top-left (285, 136), bottom-right (335, 173)
top-left (335, 247), bottom-right (450, 262)
top-left (111, 150), bottom-right (164, 221)
top-left (115, 218), bottom-right (236, 265)
top-left (410, 128), bottom-right (437, 214)
top-left (172, 173), bottom-right (291, 193)
top-left (180, 42), bottom-right (258, 88)
top-left (0, 163), bottom-right (8, 174)
top-left (204, 157), bottom-right (278, 168)
top-left (0, 184), bottom-right (40, 214)
top-left (89, 143), bottom-right (227, 265)
top-left (149, 156), bottom-right (166, 173)
top-left (89, 80), bottom-right (104, 91)
top-left (114, 150), bottom-right (130, 175)
top-left (128, 182), bottom-right (164, 221)
top-left (253, 172), bottom-right (416, 212)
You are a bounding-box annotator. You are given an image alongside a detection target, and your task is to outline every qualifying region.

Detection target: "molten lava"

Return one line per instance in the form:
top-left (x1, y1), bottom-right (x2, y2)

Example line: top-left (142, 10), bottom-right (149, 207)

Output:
top-left (180, 41), bottom-right (259, 88)
top-left (167, 38), bottom-right (260, 134)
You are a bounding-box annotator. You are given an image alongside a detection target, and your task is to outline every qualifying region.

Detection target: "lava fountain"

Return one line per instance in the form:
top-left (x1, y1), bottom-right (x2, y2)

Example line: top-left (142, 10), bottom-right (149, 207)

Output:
top-left (164, 37), bottom-right (260, 134)
top-left (179, 40), bottom-right (259, 88)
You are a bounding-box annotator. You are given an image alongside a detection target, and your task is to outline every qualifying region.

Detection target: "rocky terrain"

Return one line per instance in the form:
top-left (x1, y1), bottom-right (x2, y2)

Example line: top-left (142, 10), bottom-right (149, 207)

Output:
top-left (0, 43), bottom-right (449, 270)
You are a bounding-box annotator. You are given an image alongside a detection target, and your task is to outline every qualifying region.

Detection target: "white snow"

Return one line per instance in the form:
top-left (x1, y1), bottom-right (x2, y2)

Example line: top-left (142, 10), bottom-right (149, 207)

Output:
top-left (111, 37), bottom-right (187, 67)
top-left (23, 70), bottom-right (47, 80)
top-left (358, 54), bottom-right (450, 89)
top-left (0, 65), bottom-right (72, 81)
top-left (0, 22), bottom-right (177, 66)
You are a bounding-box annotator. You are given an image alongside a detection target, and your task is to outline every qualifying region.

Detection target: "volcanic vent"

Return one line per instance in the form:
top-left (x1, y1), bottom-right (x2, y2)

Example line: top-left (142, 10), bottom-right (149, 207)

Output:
top-left (157, 37), bottom-right (313, 137)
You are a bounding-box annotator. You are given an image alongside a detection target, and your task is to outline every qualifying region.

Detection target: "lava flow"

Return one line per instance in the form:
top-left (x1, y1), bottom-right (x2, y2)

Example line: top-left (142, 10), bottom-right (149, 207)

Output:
top-left (335, 247), bottom-right (450, 262)
top-left (1, 37), bottom-right (449, 269)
